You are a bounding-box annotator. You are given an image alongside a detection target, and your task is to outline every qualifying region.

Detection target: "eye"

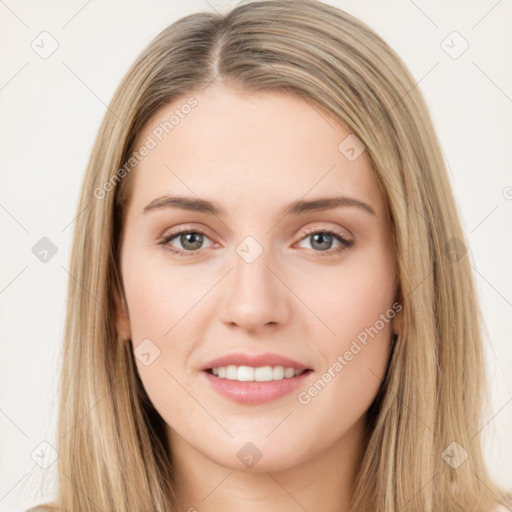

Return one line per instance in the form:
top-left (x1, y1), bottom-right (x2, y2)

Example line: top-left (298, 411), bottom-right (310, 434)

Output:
top-left (158, 228), bottom-right (214, 257)
top-left (158, 226), bottom-right (354, 258)
top-left (296, 227), bottom-right (353, 256)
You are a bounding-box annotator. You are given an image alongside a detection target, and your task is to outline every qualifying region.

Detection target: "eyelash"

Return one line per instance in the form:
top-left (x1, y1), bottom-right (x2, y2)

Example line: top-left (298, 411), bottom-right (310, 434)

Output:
top-left (158, 225), bottom-right (354, 258)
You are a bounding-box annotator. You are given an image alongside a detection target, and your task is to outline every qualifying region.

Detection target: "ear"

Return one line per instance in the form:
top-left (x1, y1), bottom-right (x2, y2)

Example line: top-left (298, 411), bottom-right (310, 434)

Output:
top-left (114, 285), bottom-right (131, 342)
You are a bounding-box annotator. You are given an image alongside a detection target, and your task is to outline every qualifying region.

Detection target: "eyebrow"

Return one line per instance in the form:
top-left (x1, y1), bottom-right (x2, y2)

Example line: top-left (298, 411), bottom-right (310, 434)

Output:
top-left (143, 195), bottom-right (376, 217)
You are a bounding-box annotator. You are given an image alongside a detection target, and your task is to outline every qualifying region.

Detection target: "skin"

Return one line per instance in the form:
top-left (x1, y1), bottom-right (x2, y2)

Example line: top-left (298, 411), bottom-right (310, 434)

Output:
top-left (116, 83), bottom-right (402, 512)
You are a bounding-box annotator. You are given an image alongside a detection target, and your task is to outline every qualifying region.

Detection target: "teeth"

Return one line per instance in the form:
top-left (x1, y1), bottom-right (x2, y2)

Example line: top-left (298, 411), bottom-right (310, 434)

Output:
top-left (209, 365), bottom-right (306, 381)
top-left (284, 367), bottom-right (295, 378)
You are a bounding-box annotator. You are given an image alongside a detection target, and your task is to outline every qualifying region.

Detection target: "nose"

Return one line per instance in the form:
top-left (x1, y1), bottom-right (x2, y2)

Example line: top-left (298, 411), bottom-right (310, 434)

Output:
top-left (219, 243), bottom-right (291, 335)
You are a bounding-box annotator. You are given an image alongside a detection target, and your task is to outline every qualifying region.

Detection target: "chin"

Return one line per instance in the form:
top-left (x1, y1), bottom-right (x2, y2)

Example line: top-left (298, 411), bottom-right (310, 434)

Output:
top-left (199, 435), bottom-right (311, 473)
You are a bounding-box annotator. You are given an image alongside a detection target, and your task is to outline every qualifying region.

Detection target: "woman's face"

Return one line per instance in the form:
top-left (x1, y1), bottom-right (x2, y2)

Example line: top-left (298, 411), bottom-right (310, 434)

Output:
top-left (117, 84), bottom-right (400, 472)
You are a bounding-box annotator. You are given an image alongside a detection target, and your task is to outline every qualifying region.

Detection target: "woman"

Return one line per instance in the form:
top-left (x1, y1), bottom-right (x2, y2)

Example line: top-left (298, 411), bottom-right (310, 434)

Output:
top-left (30, 0), bottom-right (511, 510)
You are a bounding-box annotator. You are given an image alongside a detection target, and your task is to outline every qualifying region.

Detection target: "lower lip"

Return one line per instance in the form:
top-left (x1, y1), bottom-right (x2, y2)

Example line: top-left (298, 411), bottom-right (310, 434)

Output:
top-left (202, 369), bottom-right (313, 405)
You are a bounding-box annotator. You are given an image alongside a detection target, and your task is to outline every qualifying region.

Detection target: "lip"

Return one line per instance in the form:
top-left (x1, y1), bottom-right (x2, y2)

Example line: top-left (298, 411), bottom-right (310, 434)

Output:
top-left (201, 352), bottom-right (311, 371)
top-left (201, 369), bottom-right (314, 405)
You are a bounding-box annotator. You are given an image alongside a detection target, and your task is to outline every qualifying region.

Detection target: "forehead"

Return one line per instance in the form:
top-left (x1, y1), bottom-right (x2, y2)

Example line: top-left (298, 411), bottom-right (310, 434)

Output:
top-left (128, 86), bottom-right (386, 218)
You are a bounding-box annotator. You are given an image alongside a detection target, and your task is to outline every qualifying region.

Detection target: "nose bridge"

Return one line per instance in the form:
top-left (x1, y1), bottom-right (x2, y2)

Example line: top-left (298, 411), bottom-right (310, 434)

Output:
top-left (231, 233), bottom-right (277, 298)
top-left (219, 232), bottom-right (289, 330)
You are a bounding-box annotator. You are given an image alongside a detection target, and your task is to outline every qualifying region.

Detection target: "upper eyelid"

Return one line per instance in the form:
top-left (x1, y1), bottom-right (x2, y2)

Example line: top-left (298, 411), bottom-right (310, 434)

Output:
top-left (161, 223), bottom-right (215, 241)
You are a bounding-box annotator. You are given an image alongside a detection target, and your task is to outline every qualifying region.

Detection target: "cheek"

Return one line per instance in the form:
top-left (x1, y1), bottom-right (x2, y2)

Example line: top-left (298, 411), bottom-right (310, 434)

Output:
top-left (302, 245), bottom-right (396, 344)
top-left (295, 272), bottom-right (394, 439)
top-left (296, 246), bottom-right (395, 407)
top-left (121, 248), bottom-right (197, 403)
top-left (122, 246), bottom-right (207, 339)
top-left (124, 267), bottom-right (196, 370)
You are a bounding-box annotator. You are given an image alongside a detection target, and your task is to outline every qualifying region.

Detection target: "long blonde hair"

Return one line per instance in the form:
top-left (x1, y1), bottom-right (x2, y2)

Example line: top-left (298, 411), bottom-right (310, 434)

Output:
top-left (32, 1), bottom-right (510, 510)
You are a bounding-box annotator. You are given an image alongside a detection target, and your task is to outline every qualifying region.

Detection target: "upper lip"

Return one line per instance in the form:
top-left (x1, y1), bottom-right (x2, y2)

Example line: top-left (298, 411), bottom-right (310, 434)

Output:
top-left (201, 352), bottom-right (311, 371)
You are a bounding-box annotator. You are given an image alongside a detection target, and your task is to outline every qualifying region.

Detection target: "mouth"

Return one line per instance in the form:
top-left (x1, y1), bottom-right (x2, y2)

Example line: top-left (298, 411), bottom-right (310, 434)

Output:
top-left (201, 363), bottom-right (314, 405)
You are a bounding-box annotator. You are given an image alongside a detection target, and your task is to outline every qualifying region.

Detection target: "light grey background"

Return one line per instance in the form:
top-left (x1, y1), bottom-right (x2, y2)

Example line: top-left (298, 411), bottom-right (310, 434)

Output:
top-left (1, 1), bottom-right (511, 510)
